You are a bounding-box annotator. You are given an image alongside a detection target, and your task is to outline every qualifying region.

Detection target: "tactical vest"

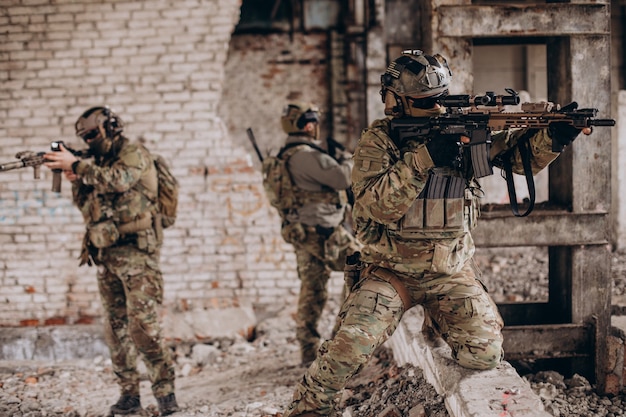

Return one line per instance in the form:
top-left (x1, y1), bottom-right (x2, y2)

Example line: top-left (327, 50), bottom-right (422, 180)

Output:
top-left (263, 142), bottom-right (344, 219)
top-left (396, 181), bottom-right (480, 240)
top-left (387, 168), bottom-right (480, 240)
top-left (86, 144), bottom-right (158, 235)
top-left (354, 123), bottom-right (481, 244)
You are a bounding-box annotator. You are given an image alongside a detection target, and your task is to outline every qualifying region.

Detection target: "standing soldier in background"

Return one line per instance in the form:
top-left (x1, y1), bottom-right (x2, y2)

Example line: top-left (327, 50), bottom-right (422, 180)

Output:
top-left (283, 50), bottom-right (588, 417)
top-left (43, 107), bottom-right (179, 416)
top-left (263, 102), bottom-right (361, 366)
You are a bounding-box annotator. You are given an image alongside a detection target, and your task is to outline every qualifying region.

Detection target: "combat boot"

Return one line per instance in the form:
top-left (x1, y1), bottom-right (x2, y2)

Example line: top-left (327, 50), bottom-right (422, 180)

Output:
top-left (156, 393), bottom-right (180, 416)
top-left (300, 341), bottom-right (319, 367)
top-left (109, 395), bottom-right (142, 415)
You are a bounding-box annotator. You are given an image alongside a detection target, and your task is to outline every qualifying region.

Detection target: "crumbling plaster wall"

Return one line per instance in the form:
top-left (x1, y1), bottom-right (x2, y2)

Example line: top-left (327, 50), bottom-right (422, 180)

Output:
top-left (219, 33), bottom-right (332, 162)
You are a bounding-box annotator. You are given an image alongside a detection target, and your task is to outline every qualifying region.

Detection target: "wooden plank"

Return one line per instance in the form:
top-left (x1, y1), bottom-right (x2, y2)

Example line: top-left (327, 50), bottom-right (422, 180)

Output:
top-left (502, 324), bottom-right (593, 361)
top-left (473, 211), bottom-right (608, 247)
top-left (571, 245), bottom-right (612, 393)
top-left (497, 303), bottom-right (568, 327)
top-left (437, 4), bottom-right (610, 38)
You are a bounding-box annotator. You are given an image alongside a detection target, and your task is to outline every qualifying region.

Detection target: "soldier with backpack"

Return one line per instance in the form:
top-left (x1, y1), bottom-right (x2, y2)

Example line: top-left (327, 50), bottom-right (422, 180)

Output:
top-left (43, 106), bottom-right (180, 416)
top-left (263, 102), bottom-right (361, 366)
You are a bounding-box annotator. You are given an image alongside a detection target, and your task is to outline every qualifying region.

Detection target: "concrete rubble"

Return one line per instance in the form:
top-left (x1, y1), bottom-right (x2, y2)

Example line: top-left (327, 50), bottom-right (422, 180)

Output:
top-left (1, 303), bottom-right (551, 417)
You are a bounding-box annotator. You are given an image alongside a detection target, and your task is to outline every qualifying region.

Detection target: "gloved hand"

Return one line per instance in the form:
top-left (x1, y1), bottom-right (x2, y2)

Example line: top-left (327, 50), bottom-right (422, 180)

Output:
top-left (425, 135), bottom-right (461, 167)
top-left (548, 121), bottom-right (583, 152)
top-left (548, 102), bottom-right (583, 152)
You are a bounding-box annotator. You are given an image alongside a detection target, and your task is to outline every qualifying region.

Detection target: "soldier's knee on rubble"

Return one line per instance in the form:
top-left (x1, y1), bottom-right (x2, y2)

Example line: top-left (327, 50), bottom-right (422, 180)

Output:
top-left (454, 339), bottom-right (503, 370)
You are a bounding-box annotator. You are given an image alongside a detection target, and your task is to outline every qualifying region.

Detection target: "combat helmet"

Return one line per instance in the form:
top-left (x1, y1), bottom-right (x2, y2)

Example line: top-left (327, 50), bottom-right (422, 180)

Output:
top-left (75, 106), bottom-right (124, 155)
top-left (280, 102), bottom-right (320, 138)
top-left (380, 50), bottom-right (452, 117)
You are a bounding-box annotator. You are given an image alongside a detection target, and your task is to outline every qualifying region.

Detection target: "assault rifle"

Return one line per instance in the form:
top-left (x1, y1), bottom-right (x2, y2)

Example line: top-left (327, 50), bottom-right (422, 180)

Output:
top-left (0, 141), bottom-right (89, 192)
top-left (390, 88), bottom-right (615, 216)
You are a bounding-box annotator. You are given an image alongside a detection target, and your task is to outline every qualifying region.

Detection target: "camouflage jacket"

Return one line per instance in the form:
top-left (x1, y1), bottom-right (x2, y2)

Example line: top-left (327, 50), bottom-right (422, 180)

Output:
top-left (71, 137), bottom-right (158, 232)
top-left (351, 117), bottom-right (560, 275)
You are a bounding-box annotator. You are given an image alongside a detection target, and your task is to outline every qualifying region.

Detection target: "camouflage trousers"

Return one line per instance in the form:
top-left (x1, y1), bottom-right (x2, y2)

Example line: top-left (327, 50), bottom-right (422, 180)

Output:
top-left (97, 245), bottom-right (176, 399)
top-left (291, 224), bottom-right (361, 364)
top-left (283, 260), bottom-right (504, 417)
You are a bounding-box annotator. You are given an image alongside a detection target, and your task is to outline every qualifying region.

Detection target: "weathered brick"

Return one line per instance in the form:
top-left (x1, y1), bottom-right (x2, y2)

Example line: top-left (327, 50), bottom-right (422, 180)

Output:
top-left (0, 0), bottom-right (337, 328)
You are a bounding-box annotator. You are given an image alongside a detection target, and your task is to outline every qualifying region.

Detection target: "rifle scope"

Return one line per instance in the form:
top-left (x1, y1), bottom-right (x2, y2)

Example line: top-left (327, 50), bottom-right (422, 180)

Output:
top-left (439, 88), bottom-right (521, 108)
top-left (438, 95), bottom-right (491, 108)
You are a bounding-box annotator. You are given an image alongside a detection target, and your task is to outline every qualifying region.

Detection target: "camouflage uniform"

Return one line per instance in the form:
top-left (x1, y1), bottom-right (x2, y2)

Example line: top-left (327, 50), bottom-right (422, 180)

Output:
top-left (280, 134), bottom-right (362, 365)
top-left (71, 137), bottom-right (176, 400)
top-left (283, 116), bottom-right (562, 417)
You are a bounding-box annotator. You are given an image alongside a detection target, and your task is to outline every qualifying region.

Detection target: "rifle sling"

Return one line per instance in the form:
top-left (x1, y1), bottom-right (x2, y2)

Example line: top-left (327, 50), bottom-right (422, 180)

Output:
top-left (502, 131), bottom-right (536, 217)
top-left (278, 140), bottom-right (327, 158)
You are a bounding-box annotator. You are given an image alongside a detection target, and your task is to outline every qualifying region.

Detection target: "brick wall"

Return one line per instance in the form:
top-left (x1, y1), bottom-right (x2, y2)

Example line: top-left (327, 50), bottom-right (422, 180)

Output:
top-left (0, 0), bottom-right (340, 327)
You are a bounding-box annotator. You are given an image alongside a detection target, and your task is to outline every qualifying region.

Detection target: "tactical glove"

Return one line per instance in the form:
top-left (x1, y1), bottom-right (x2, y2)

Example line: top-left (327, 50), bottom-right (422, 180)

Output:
top-left (548, 122), bottom-right (583, 152)
top-left (548, 102), bottom-right (583, 152)
top-left (425, 135), bottom-right (461, 167)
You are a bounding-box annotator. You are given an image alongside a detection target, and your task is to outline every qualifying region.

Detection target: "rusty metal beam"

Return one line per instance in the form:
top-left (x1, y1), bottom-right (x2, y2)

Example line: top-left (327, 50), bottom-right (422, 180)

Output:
top-left (437, 4), bottom-right (610, 38)
top-left (502, 323), bottom-right (593, 361)
top-left (473, 211), bottom-right (609, 247)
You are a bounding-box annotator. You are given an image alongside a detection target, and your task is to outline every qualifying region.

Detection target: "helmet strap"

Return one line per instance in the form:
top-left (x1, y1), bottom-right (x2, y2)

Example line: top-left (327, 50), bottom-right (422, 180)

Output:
top-left (383, 92), bottom-right (406, 117)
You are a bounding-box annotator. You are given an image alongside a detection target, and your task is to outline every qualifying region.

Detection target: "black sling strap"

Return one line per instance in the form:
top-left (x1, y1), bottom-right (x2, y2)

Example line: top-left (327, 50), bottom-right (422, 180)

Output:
top-left (501, 130), bottom-right (538, 217)
top-left (277, 140), bottom-right (327, 159)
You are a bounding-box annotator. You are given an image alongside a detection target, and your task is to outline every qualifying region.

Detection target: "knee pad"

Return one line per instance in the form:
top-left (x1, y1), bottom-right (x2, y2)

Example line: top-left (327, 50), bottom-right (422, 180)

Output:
top-left (454, 338), bottom-right (503, 370)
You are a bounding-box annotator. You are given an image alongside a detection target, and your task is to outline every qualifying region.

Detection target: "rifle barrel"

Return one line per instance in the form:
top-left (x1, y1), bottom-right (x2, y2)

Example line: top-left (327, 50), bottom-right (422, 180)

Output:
top-left (590, 119), bottom-right (616, 127)
top-left (246, 128), bottom-right (264, 163)
top-left (0, 160), bottom-right (26, 171)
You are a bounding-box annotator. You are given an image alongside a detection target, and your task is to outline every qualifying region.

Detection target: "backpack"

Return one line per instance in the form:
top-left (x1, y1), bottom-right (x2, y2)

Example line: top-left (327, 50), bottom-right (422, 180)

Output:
top-left (262, 141), bottom-right (346, 219)
top-left (262, 143), bottom-right (309, 216)
top-left (151, 153), bottom-right (179, 228)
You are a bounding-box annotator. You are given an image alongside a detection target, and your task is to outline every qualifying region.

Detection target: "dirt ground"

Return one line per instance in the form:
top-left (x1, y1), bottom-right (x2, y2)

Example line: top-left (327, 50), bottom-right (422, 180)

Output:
top-left (0, 293), bottom-right (448, 417)
top-left (2, 247), bottom-right (626, 417)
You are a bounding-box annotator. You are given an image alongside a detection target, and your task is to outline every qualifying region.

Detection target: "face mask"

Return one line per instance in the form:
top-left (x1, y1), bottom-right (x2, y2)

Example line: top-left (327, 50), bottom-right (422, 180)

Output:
top-left (86, 135), bottom-right (112, 156)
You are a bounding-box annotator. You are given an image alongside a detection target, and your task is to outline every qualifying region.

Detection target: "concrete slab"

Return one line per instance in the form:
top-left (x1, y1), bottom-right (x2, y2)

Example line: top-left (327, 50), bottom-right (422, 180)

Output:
top-left (387, 307), bottom-right (551, 417)
top-left (0, 325), bottom-right (109, 361)
top-left (0, 305), bottom-right (258, 361)
top-left (161, 305), bottom-right (257, 341)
